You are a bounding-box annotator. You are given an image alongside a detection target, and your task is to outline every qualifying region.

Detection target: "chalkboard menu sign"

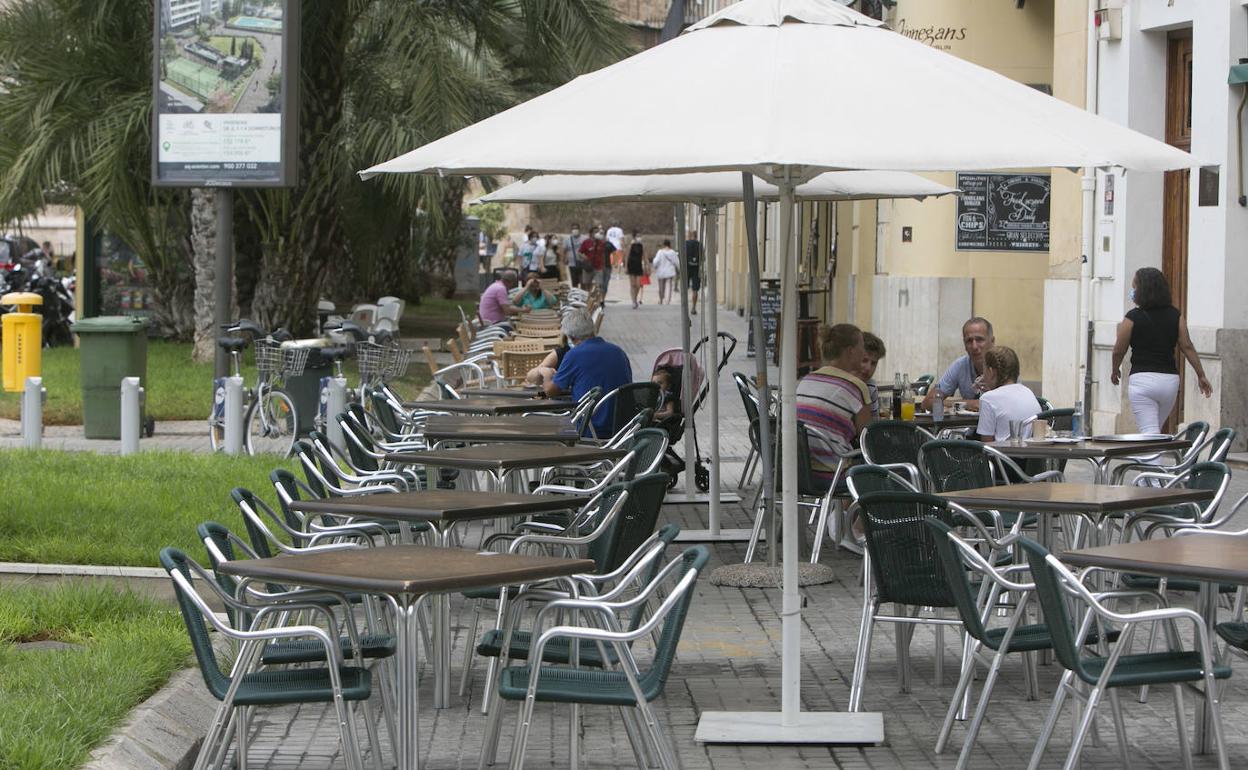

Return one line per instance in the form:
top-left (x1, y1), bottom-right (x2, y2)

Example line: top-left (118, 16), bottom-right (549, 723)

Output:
top-left (955, 173), bottom-right (1051, 252)
top-left (747, 280), bottom-right (782, 358)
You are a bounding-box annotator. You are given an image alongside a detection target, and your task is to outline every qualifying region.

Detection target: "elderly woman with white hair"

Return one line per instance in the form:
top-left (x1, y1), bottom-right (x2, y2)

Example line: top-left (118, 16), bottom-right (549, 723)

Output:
top-left (544, 308), bottom-right (633, 437)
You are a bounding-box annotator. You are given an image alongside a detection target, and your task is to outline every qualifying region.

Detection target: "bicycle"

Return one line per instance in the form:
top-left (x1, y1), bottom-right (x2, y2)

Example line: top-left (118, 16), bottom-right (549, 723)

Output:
top-left (208, 320), bottom-right (307, 456)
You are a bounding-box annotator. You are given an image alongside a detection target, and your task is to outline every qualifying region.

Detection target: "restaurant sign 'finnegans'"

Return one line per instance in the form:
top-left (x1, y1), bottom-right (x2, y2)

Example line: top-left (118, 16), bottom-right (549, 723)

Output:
top-left (893, 18), bottom-right (968, 50)
top-left (955, 173), bottom-right (1051, 253)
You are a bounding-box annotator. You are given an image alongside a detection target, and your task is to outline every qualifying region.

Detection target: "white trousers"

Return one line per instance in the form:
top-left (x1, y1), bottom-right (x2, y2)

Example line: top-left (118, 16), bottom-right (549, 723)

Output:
top-left (1127, 372), bottom-right (1180, 434)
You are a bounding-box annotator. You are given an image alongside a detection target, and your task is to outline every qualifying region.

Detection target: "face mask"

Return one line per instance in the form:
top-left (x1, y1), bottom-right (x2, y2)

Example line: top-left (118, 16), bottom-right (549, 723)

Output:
top-left (594, 234), bottom-right (604, 241)
top-left (571, 229), bottom-right (580, 236)
top-left (1128, 288), bottom-right (1136, 303)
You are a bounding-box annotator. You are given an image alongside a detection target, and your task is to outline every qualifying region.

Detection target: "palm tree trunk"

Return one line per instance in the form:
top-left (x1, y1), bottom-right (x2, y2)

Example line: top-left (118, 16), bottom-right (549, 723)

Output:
top-left (191, 188), bottom-right (224, 362)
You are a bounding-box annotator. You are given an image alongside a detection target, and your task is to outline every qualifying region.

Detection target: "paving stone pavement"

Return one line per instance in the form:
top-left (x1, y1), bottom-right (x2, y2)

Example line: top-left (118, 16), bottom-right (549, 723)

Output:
top-left (224, 277), bottom-right (1248, 769)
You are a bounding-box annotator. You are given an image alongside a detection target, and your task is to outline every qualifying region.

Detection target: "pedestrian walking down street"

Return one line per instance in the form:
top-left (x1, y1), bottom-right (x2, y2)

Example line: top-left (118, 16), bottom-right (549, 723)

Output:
top-left (651, 239), bottom-right (679, 305)
top-left (626, 233), bottom-right (647, 308)
top-left (542, 232), bottom-right (560, 278)
top-left (606, 221), bottom-right (624, 273)
top-left (1111, 267), bottom-right (1211, 433)
top-left (564, 224), bottom-right (588, 287)
top-left (684, 231), bottom-right (703, 314)
top-left (577, 226), bottom-right (610, 292)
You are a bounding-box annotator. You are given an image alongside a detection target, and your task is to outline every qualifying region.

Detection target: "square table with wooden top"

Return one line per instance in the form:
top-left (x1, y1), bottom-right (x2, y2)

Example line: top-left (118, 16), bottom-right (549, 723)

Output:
top-left (986, 437), bottom-right (1191, 483)
top-left (911, 412), bottom-right (980, 430)
top-left (460, 386), bottom-right (544, 399)
top-left (386, 444), bottom-right (626, 480)
top-left (420, 414), bottom-right (579, 445)
top-left (220, 546), bottom-right (593, 764)
top-left (937, 482), bottom-right (1214, 550)
top-left (1063, 533), bottom-right (1248, 755)
top-left (287, 490), bottom-right (584, 710)
top-left (404, 396), bottom-right (573, 416)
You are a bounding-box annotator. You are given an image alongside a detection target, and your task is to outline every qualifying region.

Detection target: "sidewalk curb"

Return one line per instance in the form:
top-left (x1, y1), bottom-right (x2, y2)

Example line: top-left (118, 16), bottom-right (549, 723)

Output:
top-left (82, 665), bottom-right (217, 770)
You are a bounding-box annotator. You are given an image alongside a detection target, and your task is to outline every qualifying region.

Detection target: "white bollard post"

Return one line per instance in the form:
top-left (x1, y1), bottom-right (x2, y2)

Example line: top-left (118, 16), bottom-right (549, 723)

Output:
top-left (223, 375), bottom-right (245, 455)
top-left (21, 376), bottom-right (42, 449)
top-left (120, 377), bottom-right (141, 455)
top-left (326, 376), bottom-right (348, 453)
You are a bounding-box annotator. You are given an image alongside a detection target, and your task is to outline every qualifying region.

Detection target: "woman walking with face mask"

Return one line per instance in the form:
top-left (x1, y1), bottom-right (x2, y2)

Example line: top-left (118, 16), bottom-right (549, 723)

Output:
top-left (1111, 267), bottom-right (1211, 434)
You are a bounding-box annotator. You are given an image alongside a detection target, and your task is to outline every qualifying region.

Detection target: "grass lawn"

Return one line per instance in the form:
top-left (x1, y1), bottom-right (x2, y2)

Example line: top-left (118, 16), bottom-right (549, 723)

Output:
top-left (0, 582), bottom-right (191, 770)
top-left (0, 339), bottom-right (431, 426)
top-left (207, 34), bottom-right (259, 57)
top-left (402, 295), bottom-right (475, 342)
top-left (0, 450), bottom-right (296, 567)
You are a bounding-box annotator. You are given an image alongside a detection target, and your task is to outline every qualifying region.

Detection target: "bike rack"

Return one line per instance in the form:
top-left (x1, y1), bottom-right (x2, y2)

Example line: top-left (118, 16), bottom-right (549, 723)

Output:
top-left (223, 376), bottom-right (246, 455)
top-left (21, 376), bottom-right (43, 449)
top-left (120, 377), bottom-right (143, 455)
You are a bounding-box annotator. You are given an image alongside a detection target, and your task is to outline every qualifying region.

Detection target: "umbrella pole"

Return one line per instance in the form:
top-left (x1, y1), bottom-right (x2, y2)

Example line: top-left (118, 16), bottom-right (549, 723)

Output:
top-left (706, 204), bottom-right (721, 535)
top-left (777, 180), bottom-right (801, 724)
top-left (677, 205), bottom-right (696, 500)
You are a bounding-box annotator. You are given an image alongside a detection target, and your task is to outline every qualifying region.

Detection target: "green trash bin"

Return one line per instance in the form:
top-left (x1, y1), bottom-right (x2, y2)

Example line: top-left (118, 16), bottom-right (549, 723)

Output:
top-left (282, 342), bottom-right (333, 436)
top-left (71, 316), bottom-right (148, 439)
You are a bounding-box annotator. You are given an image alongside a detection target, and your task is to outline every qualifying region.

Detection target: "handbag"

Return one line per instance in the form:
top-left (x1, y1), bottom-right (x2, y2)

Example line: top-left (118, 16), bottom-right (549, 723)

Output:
top-left (640, 274), bottom-right (651, 286)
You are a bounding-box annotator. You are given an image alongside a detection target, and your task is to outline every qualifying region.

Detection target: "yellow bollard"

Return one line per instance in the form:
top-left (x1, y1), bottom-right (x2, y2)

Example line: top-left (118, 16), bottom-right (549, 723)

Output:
top-left (2, 292), bottom-right (43, 393)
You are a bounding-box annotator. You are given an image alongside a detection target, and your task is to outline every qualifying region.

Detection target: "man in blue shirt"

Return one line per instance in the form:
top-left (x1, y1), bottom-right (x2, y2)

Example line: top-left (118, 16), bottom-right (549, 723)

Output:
top-left (922, 316), bottom-right (994, 411)
top-left (546, 308), bottom-right (633, 437)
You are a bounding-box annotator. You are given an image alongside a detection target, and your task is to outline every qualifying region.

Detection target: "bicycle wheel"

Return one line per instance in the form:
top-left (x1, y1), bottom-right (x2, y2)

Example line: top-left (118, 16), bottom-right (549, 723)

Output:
top-left (246, 388), bottom-right (298, 456)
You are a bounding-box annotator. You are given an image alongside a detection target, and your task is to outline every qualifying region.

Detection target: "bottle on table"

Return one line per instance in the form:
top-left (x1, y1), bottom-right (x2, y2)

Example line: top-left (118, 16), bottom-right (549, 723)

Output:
top-left (931, 387), bottom-right (944, 423)
top-left (899, 372), bottom-right (915, 421)
top-left (1072, 400), bottom-right (1083, 438)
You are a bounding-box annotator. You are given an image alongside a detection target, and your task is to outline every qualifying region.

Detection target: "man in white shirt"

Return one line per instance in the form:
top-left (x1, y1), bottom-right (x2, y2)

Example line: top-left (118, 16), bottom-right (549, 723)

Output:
top-left (976, 346), bottom-right (1042, 442)
top-left (605, 223), bottom-right (624, 253)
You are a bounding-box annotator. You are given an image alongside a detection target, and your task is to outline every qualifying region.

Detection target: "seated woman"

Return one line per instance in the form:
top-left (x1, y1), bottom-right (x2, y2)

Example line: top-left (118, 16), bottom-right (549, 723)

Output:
top-left (513, 272), bottom-right (556, 310)
top-left (796, 324), bottom-right (871, 493)
top-left (976, 346), bottom-right (1042, 442)
top-left (524, 336), bottom-right (570, 387)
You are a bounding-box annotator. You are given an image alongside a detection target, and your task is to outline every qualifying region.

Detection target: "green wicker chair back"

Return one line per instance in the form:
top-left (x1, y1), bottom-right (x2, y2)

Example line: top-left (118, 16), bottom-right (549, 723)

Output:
top-left (624, 428), bottom-right (668, 479)
top-left (861, 420), bottom-right (930, 468)
top-left (292, 440), bottom-right (331, 498)
top-left (856, 491), bottom-right (960, 608)
top-left (369, 389), bottom-right (404, 437)
top-left (161, 547), bottom-right (232, 700)
top-left (920, 439), bottom-right (995, 493)
top-left (924, 519), bottom-right (993, 645)
top-left (1018, 537), bottom-right (1089, 681)
top-left (337, 413), bottom-right (381, 472)
top-left (196, 521), bottom-right (250, 629)
top-left (845, 464), bottom-right (916, 499)
top-left (637, 546), bottom-right (710, 698)
top-left (588, 473), bottom-right (669, 574)
top-left (1205, 429), bottom-right (1236, 463)
top-left (733, 372), bottom-right (761, 425)
top-left (609, 382), bottom-right (661, 436)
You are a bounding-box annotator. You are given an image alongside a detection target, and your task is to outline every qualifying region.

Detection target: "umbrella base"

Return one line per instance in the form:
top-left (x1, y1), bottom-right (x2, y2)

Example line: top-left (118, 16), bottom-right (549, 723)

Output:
top-left (695, 710), bottom-right (884, 745)
top-left (708, 562), bottom-right (835, 587)
top-left (674, 528), bottom-right (754, 542)
top-left (661, 491), bottom-right (742, 505)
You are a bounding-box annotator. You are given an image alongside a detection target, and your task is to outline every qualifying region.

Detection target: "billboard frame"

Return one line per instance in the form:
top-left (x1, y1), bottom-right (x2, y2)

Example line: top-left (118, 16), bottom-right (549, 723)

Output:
top-left (151, 0), bottom-right (300, 188)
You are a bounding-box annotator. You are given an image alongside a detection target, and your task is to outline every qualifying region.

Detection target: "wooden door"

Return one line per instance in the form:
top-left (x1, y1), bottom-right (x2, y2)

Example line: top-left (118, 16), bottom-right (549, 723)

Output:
top-left (1161, 32), bottom-right (1192, 428)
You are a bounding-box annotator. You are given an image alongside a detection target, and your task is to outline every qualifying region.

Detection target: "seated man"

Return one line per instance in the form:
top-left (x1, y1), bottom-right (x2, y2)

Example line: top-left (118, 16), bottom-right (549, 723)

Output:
top-left (976, 346), bottom-right (1042, 442)
top-left (478, 269), bottom-right (530, 326)
top-left (796, 323), bottom-right (871, 492)
top-left (513, 272), bottom-right (557, 310)
top-left (923, 316), bottom-right (995, 411)
top-left (545, 308), bottom-right (633, 437)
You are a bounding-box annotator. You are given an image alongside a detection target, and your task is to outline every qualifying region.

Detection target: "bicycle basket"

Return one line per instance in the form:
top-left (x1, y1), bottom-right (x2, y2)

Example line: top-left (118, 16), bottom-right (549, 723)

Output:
top-left (384, 347), bottom-right (415, 380)
top-left (356, 341), bottom-right (390, 383)
top-left (254, 340), bottom-right (310, 378)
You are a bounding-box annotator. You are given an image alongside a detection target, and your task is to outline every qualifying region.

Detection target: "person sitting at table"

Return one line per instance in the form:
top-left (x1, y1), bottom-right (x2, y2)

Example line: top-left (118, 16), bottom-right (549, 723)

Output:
top-left (545, 309), bottom-right (633, 436)
top-left (860, 331), bottom-right (886, 419)
top-left (513, 271), bottom-right (556, 310)
top-left (922, 316), bottom-right (995, 412)
top-left (478, 269), bottom-right (530, 327)
top-left (796, 323), bottom-right (871, 492)
top-left (976, 346), bottom-right (1041, 442)
top-left (524, 335), bottom-right (570, 388)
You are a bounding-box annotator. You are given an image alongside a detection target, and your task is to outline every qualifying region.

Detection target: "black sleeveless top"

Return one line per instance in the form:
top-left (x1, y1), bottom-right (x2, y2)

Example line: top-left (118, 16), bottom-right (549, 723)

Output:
top-left (1126, 305), bottom-right (1180, 375)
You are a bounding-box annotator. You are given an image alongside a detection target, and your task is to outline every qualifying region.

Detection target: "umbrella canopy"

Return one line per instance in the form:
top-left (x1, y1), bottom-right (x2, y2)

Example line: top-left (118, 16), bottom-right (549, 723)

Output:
top-left (361, 0), bottom-right (1193, 180)
top-left (474, 170), bottom-right (957, 205)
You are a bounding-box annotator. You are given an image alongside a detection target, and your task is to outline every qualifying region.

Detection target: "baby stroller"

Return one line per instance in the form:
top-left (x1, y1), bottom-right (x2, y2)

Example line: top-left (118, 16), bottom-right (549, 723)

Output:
top-left (652, 332), bottom-right (737, 490)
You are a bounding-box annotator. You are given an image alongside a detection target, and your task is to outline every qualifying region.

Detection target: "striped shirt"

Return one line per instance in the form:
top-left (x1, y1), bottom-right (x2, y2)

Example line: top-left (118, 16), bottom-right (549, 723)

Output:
top-left (796, 366), bottom-right (868, 476)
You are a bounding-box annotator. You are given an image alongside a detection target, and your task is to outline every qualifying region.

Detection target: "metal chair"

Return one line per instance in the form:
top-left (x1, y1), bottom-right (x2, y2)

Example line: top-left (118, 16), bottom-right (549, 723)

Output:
top-left (732, 372), bottom-right (764, 489)
top-left (590, 382), bottom-right (661, 439)
top-left (489, 546), bottom-right (710, 770)
top-left (859, 420), bottom-right (934, 489)
top-left (1018, 537), bottom-right (1231, 770)
top-left (161, 547), bottom-right (378, 770)
top-left (847, 491), bottom-right (999, 711)
top-left (1108, 420), bottom-right (1211, 484)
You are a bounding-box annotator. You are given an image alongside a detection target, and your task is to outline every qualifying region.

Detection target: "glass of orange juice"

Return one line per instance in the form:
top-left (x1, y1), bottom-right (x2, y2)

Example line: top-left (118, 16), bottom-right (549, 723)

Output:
top-left (899, 399), bottom-right (916, 421)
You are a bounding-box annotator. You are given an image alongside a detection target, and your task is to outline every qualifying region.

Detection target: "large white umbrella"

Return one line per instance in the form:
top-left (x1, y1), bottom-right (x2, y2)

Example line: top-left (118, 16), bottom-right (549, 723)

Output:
top-left (475, 170), bottom-right (957, 204)
top-left (477, 169), bottom-right (958, 539)
top-left (362, 0), bottom-right (1195, 746)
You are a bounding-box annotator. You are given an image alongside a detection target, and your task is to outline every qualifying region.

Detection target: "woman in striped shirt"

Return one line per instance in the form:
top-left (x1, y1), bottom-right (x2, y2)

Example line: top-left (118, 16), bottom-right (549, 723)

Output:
top-left (796, 323), bottom-right (871, 491)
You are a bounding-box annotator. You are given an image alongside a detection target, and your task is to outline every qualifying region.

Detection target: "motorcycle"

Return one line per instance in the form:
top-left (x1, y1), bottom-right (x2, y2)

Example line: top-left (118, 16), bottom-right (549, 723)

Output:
top-left (2, 249), bottom-right (75, 347)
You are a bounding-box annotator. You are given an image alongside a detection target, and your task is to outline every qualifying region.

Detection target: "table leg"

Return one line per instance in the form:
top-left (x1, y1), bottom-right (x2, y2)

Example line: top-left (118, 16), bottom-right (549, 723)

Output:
top-left (388, 594), bottom-right (423, 770)
top-left (432, 525), bottom-right (453, 710)
top-left (1195, 581), bottom-right (1217, 755)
